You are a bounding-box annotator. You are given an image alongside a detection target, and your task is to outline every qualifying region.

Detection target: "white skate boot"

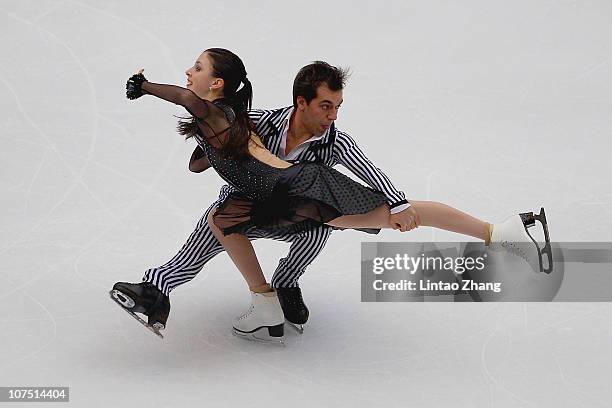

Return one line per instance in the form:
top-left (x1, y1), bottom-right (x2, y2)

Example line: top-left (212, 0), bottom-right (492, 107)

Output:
top-left (232, 291), bottom-right (285, 345)
top-left (489, 207), bottom-right (553, 274)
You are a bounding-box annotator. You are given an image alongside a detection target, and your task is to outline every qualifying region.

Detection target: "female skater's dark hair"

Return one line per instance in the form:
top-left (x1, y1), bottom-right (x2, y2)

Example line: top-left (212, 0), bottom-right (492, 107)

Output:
top-left (292, 61), bottom-right (350, 107)
top-left (178, 48), bottom-right (254, 160)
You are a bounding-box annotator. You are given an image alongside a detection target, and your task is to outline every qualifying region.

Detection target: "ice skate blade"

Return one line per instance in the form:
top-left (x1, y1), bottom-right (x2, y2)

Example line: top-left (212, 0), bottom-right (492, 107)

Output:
top-left (232, 327), bottom-right (285, 346)
top-left (109, 290), bottom-right (164, 339)
top-left (110, 289), bottom-right (136, 309)
top-left (520, 207), bottom-right (553, 274)
top-left (287, 322), bottom-right (304, 334)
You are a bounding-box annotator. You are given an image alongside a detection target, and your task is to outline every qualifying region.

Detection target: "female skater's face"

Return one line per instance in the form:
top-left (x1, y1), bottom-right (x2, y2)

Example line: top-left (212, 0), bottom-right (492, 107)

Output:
top-left (185, 52), bottom-right (221, 99)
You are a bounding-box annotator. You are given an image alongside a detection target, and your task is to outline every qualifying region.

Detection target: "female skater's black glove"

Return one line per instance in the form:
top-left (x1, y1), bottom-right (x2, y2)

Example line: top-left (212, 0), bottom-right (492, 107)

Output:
top-left (126, 73), bottom-right (147, 100)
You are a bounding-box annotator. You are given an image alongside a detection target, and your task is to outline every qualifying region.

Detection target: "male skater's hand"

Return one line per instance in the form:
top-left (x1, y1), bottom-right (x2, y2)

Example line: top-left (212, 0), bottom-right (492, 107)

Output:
top-left (390, 206), bottom-right (420, 232)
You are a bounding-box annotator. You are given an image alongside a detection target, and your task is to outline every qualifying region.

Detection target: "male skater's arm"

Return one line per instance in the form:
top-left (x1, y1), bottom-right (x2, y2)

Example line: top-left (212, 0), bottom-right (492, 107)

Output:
top-left (333, 130), bottom-right (419, 230)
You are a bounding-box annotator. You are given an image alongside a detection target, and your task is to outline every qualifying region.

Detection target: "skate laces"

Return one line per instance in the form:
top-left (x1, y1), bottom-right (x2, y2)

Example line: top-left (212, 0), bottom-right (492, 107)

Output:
top-left (280, 288), bottom-right (304, 307)
top-left (501, 241), bottom-right (530, 263)
top-left (237, 304), bottom-right (255, 321)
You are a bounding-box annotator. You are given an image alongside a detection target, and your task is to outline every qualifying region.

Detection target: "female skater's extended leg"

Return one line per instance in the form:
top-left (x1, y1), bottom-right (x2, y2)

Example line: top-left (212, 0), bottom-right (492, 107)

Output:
top-left (327, 200), bottom-right (491, 242)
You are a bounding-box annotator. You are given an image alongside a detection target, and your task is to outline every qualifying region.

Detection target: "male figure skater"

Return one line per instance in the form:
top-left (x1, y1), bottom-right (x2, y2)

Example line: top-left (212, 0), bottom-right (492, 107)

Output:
top-left (111, 61), bottom-right (414, 337)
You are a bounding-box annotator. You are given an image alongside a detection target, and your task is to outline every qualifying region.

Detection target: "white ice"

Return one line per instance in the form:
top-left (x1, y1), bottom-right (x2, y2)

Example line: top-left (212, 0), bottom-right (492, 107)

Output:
top-left (1, 1), bottom-right (612, 407)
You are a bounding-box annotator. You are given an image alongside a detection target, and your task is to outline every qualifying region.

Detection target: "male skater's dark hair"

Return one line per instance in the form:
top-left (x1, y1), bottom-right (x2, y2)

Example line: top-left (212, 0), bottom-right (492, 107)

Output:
top-left (178, 48), bottom-right (254, 160)
top-left (292, 61), bottom-right (350, 107)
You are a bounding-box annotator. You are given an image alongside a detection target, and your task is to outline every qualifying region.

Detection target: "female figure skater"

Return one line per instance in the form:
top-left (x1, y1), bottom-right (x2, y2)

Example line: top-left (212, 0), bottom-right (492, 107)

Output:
top-left (116, 48), bottom-right (551, 342)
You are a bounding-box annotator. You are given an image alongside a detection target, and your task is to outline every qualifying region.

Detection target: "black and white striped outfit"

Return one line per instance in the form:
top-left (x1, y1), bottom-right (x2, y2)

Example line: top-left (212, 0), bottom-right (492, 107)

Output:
top-left (143, 106), bottom-right (408, 295)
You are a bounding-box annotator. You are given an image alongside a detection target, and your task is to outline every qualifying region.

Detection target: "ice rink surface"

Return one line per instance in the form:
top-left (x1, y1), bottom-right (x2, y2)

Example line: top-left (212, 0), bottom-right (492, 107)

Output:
top-left (1, 1), bottom-right (612, 407)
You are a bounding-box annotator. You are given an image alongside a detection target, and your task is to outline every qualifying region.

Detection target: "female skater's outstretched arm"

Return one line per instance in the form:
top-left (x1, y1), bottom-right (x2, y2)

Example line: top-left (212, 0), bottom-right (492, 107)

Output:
top-left (127, 69), bottom-right (233, 150)
top-left (128, 69), bottom-right (295, 169)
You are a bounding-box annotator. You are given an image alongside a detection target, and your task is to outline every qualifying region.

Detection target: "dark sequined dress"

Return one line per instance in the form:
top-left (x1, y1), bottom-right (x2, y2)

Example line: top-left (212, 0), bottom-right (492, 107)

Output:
top-left (140, 81), bottom-right (387, 235)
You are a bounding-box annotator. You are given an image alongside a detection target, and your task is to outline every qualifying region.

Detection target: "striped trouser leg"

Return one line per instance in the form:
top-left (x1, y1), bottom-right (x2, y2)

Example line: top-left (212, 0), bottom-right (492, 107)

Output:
top-left (142, 202), bottom-right (224, 296)
top-left (269, 226), bottom-right (333, 288)
top-left (143, 202), bottom-right (333, 294)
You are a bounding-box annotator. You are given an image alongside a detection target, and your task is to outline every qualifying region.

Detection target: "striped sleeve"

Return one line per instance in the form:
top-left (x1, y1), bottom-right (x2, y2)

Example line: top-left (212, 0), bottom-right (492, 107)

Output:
top-left (248, 109), bottom-right (274, 145)
top-left (247, 109), bottom-right (266, 126)
top-left (333, 130), bottom-right (409, 210)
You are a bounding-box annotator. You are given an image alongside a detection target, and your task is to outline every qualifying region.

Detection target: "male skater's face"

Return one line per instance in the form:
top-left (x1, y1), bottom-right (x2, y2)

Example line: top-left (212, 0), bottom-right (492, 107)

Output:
top-left (298, 83), bottom-right (343, 136)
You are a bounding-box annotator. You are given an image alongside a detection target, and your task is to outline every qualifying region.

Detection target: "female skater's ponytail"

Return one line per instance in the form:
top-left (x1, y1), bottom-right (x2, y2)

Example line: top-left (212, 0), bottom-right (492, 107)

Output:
top-left (233, 76), bottom-right (253, 114)
top-left (178, 48), bottom-right (254, 160)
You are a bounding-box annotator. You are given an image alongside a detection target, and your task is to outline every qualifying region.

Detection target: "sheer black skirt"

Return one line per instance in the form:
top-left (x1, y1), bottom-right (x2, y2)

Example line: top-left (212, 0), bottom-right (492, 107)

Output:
top-left (213, 163), bottom-right (388, 236)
